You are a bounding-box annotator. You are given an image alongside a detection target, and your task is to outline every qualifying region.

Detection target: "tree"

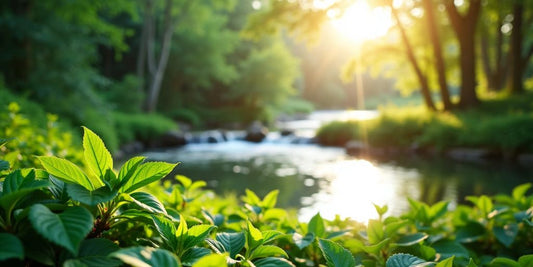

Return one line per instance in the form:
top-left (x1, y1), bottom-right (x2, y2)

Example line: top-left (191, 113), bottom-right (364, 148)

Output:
top-left (389, 2), bottom-right (436, 110)
top-left (444, 0), bottom-right (482, 108)
top-left (422, 0), bottom-right (452, 110)
top-left (479, 1), bottom-right (510, 92)
top-left (508, 0), bottom-right (533, 94)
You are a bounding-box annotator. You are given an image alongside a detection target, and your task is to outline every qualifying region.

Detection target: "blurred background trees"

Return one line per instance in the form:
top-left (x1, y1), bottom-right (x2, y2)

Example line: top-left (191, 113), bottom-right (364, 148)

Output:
top-left (1, 0), bottom-right (533, 148)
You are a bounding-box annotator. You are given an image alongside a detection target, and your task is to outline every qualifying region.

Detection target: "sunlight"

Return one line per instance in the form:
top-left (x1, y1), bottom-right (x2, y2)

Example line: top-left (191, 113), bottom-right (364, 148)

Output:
top-left (330, 0), bottom-right (393, 43)
top-left (300, 159), bottom-right (398, 223)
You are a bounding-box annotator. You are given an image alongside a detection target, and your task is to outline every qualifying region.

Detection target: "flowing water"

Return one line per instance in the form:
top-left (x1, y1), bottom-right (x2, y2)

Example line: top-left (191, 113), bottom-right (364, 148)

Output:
top-left (144, 111), bottom-right (533, 222)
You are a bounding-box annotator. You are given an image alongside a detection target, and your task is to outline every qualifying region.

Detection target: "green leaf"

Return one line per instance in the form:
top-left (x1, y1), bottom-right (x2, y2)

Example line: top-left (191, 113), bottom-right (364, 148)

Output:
top-left (39, 156), bottom-right (103, 190)
top-left (247, 220), bottom-right (264, 251)
top-left (385, 220), bottom-right (410, 237)
top-left (431, 240), bottom-right (469, 259)
top-left (111, 247), bottom-right (181, 267)
top-left (512, 183), bottom-right (531, 201)
top-left (29, 204), bottom-right (93, 254)
top-left (0, 160), bottom-right (9, 171)
top-left (121, 161), bottom-right (177, 193)
top-left (318, 238), bottom-right (355, 267)
top-left (184, 225), bottom-right (216, 249)
top-left (181, 247), bottom-right (211, 266)
top-left (367, 219), bottom-right (384, 244)
top-left (262, 190), bottom-right (279, 208)
top-left (0, 138), bottom-right (13, 147)
top-left (436, 256), bottom-right (455, 267)
top-left (214, 232), bottom-right (245, 258)
top-left (493, 223), bottom-right (518, 247)
top-left (308, 213), bottom-right (325, 238)
top-left (129, 192), bottom-right (167, 215)
top-left (82, 127), bottom-right (113, 179)
top-left (0, 233), bottom-right (24, 261)
top-left (176, 214), bottom-right (189, 239)
top-left (250, 245), bottom-right (288, 260)
top-left (361, 238), bottom-right (391, 255)
top-left (253, 257), bottom-right (295, 267)
top-left (117, 156), bottom-right (145, 187)
top-left (478, 195), bottom-right (494, 217)
top-left (244, 189), bottom-right (261, 205)
top-left (455, 222), bottom-right (485, 243)
top-left (67, 184), bottom-right (116, 206)
top-left (263, 208), bottom-right (287, 221)
top-left (192, 253), bottom-right (228, 267)
top-left (176, 175), bottom-right (192, 188)
top-left (466, 259), bottom-right (478, 267)
top-left (518, 255), bottom-right (533, 266)
top-left (76, 238), bottom-right (121, 267)
top-left (292, 232), bottom-right (315, 250)
top-left (489, 257), bottom-right (520, 267)
top-left (428, 201), bottom-right (449, 221)
top-left (63, 259), bottom-right (89, 267)
top-left (151, 215), bottom-right (177, 250)
top-left (386, 253), bottom-right (427, 267)
top-left (262, 230), bottom-right (285, 244)
top-left (374, 204), bottom-right (388, 216)
top-left (394, 233), bottom-right (428, 247)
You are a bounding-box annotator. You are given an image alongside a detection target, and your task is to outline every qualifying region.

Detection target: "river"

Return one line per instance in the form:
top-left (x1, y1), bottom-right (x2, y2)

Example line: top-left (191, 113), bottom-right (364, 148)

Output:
top-left (143, 110), bottom-right (533, 223)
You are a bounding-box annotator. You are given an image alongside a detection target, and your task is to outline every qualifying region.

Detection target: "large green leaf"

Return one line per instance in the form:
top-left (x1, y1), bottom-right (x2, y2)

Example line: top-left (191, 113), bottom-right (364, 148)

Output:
top-left (518, 255), bottom-right (533, 266)
top-left (489, 257), bottom-right (520, 267)
top-left (292, 232), bottom-right (315, 250)
top-left (0, 233), bottom-right (24, 261)
top-left (39, 156), bottom-right (103, 190)
top-left (82, 127), bottom-right (113, 179)
top-left (214, 232), bottom-right (245, 258)
top-left (117, 156), bottom-right (145, 184)
top-left (367, 219), bottom-right (384, 244)
top-left (129, 192), bottom-right (167, 215)
top-left (246, 220), bottom-right (264, 251)
top-left (436, 256), bottom-right (455, 267)
top-left (29, 204), bottom-right (93, 254)
top-left (151, 215), bottom-right (177, 251)
top-left (455, 222), bottom-right (485, 243)
top-left (386, 253), bottom-right (427, 267)
top-left (75, 238), bottom-right (121, 267)
top-left (0, 160), bottom-right (9, 171)
top-left (493, 223), bottom-right (518, 247)
top-left (431, 240), bottom-right (469, 259)
top-left (394, 233), bottom-right (428, 247)
top-left (121, 161), bottom-right (178, 193)
top-left (250, 245), bottom-right (288, 260)
top-left (308, 213), bottom-right (325, 238)
top-left (184, 225), bottom-right (216, 249)
top-left (111, 247), bottom-right (180, 267)
top-left (318, 238), bottom-right (355, 267)
top-left (181, 247), bottom-right (211, 266)
top-left (262, 230), bottom-right (285, 244)
top-left (67, 184), bottom-right (116, 206)
top-left (262, 190), bottom-right (279, 208)
top-left (253, 257), bottom-right (295, 267)
top-left (192, 253), bottom-right (228, 267)
top-left (512, 183), bottom-right (531, 201)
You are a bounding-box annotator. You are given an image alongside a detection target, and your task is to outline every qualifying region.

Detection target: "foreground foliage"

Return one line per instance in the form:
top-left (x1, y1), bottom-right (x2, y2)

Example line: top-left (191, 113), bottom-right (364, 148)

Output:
top-left (0, 128), bottom-right (532, 266)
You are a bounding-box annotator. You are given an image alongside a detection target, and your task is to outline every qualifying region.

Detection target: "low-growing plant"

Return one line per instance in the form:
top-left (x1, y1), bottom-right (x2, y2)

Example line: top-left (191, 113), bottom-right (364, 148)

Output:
top-left (1, 126), bottom-right (533, 267)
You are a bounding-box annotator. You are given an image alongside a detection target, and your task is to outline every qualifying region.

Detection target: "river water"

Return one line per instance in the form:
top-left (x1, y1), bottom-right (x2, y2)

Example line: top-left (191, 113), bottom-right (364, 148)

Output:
top-left (144, 111), bottom-right (533, 223)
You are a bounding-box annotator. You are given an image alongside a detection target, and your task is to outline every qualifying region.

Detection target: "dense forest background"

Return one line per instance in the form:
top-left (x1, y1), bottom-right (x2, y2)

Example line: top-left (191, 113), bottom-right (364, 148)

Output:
top-left (1, 0), bottom-right (533, 151)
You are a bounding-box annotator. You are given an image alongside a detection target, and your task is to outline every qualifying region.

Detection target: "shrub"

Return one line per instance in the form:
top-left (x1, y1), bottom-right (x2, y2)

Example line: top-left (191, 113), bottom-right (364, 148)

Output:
top-left (315, 120), bottom-right (360, 146)
top-left (112, 112), bottom-right (177, 144)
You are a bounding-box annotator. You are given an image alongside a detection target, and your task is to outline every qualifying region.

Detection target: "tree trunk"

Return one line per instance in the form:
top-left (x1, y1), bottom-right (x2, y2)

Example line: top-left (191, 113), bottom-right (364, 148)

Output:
top-left (145, 0), bottom-right (175, 112)
top-left (509, 1), bottom-right (524, 94)
top-left (391, 5), bottom-right (436, 111)
top-left (444, 0), bottom-right (481, 108)
top-left (422, 0), bottom-right (452, 110)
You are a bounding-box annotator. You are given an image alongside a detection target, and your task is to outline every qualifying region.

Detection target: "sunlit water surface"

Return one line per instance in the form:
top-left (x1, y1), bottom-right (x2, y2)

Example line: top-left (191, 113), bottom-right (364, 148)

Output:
top-left (144, 111), bottom-right (532, 223)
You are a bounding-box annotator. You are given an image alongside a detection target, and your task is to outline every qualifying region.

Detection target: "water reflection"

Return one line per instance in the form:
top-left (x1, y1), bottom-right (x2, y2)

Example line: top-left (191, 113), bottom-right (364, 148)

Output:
top-left (145, 141), bottom-right (532, 223)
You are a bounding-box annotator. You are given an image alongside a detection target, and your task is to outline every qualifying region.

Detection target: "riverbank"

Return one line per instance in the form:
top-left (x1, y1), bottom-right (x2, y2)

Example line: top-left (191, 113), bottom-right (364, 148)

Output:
top-left (316, 92), bottom-right (533, 163)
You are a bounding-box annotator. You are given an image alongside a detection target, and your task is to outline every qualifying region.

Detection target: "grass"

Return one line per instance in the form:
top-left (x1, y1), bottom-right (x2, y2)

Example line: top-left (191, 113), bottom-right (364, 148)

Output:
top-left (316, 92), bottom-right (533, 154)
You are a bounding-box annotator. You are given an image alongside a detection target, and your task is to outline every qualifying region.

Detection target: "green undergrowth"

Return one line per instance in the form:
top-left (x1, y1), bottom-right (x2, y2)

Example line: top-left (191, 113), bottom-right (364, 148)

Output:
top-left (316, 94), bottom-right (533, 153)
top-left (0, 89), bottom-right (177, 153)
top-left (1, 126), bottom-right (532, 266)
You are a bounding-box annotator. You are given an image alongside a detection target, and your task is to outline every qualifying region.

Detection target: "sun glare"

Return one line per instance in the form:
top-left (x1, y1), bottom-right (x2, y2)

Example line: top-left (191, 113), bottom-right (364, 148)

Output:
top-left (330, 0), bottom-right (393, 43)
